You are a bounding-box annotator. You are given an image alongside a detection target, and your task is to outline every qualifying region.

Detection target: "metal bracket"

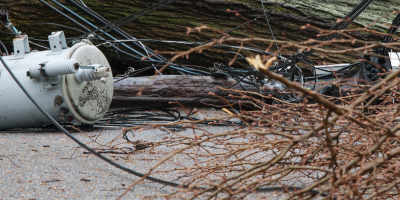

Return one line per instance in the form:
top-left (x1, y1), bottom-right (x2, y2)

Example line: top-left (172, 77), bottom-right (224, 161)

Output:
top-left (49, 31), bottom-right (67, 52)
top-left (13, 35), bottom-right (30, 57)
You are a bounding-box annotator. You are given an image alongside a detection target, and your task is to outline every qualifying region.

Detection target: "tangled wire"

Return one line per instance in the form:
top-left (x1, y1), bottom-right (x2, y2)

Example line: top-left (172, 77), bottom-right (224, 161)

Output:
top-left (89, 60), bottom-right (400, 199)
top-left (83, 11), bottom-right (400, 199)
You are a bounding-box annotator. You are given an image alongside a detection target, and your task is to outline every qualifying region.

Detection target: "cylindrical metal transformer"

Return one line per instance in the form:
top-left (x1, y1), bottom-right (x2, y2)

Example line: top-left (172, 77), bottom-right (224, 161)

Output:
top-left (0, 37), bottom-right (113, 130)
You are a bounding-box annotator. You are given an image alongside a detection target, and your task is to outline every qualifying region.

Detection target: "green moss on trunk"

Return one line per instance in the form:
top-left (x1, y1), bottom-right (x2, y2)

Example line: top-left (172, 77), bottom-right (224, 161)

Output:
top-left (0, 0), bottom-right (397, 70)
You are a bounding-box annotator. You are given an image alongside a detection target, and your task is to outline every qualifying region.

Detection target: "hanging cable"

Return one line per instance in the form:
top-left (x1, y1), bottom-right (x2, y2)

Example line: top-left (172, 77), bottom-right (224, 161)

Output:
top-left (92, 0), bottom-right (176, 34)
top-left (66, 0), bottom-right (165, 76)
top-left (0, 39), bottom-right (8, 55)
top-left (78, 0), bottom-right (88, 7)
top-left (0, 54), bottom-right (324, 196)
top-left (67, 0), bottom-right (164, 61)
top-left (260, 0), bottom-right (280, 53)
top-left (0, 55), bottom-right (182, 188)
top-left (40, 0), bottom-right (167, 64)
top-left (331, 0), bottom-right (374, 30)
top-left (40, 0), bottom-right (157, 62)
top-left (33, 22), bottom-right (88, 34)
top-left (49, 0), bottom-right (152, 60)
top-left (96, 38), bottom-right (276, 57)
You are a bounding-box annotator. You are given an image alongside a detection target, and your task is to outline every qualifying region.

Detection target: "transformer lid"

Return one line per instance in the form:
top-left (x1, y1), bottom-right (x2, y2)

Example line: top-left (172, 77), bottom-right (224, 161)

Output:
top-left (62, 42), bottom-right (113, 124)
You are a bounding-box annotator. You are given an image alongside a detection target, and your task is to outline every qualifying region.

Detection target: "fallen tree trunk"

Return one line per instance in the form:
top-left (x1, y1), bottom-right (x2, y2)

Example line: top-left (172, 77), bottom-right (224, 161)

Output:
top-left (112, 75), bottom-right (282, 106)
top-left (0, 0), bottom-right (397, 71)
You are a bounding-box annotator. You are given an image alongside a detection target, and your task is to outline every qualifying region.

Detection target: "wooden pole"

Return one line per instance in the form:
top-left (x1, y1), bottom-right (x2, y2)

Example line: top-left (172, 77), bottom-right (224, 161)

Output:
top-left (112, 75), bottom-right (279, 106)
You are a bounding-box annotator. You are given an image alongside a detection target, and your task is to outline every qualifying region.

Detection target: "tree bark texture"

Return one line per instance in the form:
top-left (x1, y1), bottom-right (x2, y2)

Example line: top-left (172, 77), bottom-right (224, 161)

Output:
top-left (0, 1), bottom-right (398, 70)
top-left (112, 75), bottom-right (280, 105)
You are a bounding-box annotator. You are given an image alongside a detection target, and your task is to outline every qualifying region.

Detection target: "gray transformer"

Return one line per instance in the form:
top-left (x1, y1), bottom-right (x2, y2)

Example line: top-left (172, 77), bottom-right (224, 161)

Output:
top-left (0, 31), bottom-right (114, 130)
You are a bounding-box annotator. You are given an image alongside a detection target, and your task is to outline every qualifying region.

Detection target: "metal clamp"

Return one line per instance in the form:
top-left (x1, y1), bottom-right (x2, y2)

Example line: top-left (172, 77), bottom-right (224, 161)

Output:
top-left (49, 31), bottom-right (68, 52)
top-left (13, 35), bottom-right (30, 57)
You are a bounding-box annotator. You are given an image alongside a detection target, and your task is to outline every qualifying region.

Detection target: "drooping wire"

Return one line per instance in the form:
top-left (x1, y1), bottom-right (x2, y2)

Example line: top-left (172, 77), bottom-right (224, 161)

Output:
top-left (0, 40), bottom-right (8, 55)
top-left (43, 0), bottom-right (287, 81)
top-left (46, 0), bottom-right (213, 78)
top-left (29, 40), bottom-right (49, 50)
top-left (50, 0), bottom-right (151, 60)
top-left (67, 0), bottom-right (164, 61)
top-left (0, 55), bottom-right (324, 196)
top-left (89, 0), bottom-right (176, 35)
top-left (67, 0), bottom-right (166, 74)
top-left (260, 0), bottom-right (280, 54)
top-left (78, 0), bottom-right (88, 7)
top-left (39, 0), bottom-right (92, 36)
top-left (33, 22), bottom-right (88, 34)
top-left (331, 0), bottom-right (374, 30)
top-left (96, 38), bottom-right (276, 57)
top-left (0, 55), bottom-right (183, 188)
top-left (82, 1), bottom-right (267, 76)
top-left (40, 0), bottom-right (157, 63)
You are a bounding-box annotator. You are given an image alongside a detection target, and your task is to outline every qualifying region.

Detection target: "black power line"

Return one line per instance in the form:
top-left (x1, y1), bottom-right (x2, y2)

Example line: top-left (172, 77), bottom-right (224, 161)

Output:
top-left (0, 55), bottom-right (183, 188)
top-left (67, 0), bottom-right (165, 61)
top-left (331, 0), bottom-right (374, 30)
top-left (0, 54), bottom-right (325, 196)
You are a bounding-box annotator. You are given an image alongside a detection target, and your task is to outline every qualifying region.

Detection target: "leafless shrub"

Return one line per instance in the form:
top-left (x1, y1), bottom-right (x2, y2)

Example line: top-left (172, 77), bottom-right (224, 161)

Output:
top-left (109, 23), bottom-right (400, 199)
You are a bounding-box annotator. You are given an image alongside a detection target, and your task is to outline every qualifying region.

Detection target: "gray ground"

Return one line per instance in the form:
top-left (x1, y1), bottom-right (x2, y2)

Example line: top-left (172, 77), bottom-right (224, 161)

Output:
top-left (0, 110), bottom-right (290, 200)
top-left (0, 129), bottom-right (163, 200)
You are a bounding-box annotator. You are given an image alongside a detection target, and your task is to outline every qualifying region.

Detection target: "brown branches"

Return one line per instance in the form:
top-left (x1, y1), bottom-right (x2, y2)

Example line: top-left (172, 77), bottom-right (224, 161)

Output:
top-left (107, 21), bottom-right (400, 199)
top-left (110, 72), bottom-right (400, 198)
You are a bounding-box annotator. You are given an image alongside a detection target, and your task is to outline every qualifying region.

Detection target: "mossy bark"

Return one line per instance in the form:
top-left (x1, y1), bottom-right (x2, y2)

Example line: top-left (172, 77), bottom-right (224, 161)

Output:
top-left (0, 0), bottom-right (397, 71)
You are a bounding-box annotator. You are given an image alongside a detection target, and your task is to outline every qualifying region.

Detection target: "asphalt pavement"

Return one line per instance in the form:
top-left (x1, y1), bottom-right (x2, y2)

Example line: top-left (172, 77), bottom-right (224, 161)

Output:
top-left (0, 109), bottom-right (290, 200)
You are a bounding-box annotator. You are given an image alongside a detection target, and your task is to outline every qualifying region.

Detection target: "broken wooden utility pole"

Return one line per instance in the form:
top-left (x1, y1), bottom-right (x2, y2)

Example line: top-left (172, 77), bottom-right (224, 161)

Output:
top-left (112, 75), bottom-right (284, 106)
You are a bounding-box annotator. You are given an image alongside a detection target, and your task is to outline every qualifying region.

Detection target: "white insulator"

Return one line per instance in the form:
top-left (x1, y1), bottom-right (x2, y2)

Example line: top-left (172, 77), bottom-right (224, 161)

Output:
top-left (27, 66), bottom-right (43, 79)
top-left (27, 59), bottom-right (79, 79)
top-left (75, 64), bottom-right (110, 82)
top-left (44, 59), bottom-right (79, 77)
